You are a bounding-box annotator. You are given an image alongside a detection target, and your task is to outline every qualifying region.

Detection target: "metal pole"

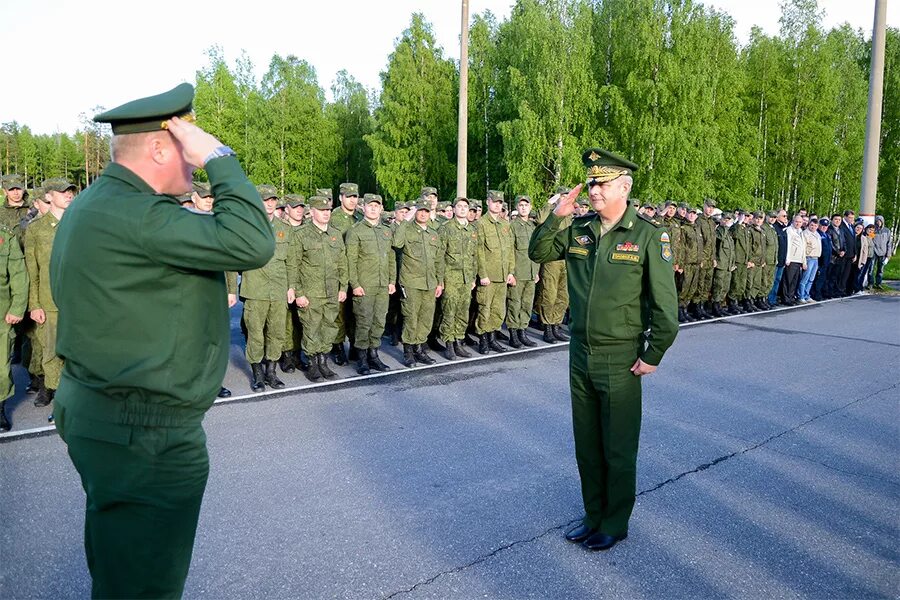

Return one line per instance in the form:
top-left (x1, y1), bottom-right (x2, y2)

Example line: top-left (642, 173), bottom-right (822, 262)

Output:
top-left (860, 0), bottom-right (887, 225)
top-left (456, 0), bottom-right (470, 199)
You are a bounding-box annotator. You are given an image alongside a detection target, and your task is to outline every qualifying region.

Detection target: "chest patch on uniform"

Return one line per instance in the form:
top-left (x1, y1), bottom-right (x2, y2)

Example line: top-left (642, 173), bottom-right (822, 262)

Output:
top-left (610, 252), bottom-right (640, 263)
top-left (660, 230), bottom-right (672, 262)
top-left (616, 241), bottom-right (639, 252)
top-left (574, 235), bottom-right (593, 246)
top-left (660, 232), bottom-right (670, 243)
top-left (568, 246), bottom-right (590, 257)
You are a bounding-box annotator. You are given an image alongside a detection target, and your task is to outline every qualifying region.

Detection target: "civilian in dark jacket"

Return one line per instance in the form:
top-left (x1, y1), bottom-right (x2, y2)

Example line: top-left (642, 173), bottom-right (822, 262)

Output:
top-left (826, 214), bottom-right (844, 298)
top-left (838, 210), bottom-right (857, 296)
top-left (768, 209), bottom-right (789, 305)
top-left (813, 218), bottom-right (833, 300)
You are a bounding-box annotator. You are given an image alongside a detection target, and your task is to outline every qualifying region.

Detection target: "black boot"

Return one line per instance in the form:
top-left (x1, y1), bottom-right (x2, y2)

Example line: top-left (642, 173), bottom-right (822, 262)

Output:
top-left (217, 387), bottom-right (232, 398)
top-left (488, 331), bottom-right (507, 352)
top-left (518, 329), bottom-right (537, 347)
top-left (26, 374), bottom-right (44, 394)
top-left (699, 302), bottom-right (712, 319)
top-left (454, 340), bottom-right (472, 358)
top-left (264, 360), bottom-right (285, 389)
top-left (305, 354), bottom-right (323, 382)
top-left (677, 307), bottom-right (687, 323)
top-left (543, 324), bottom-right (558, 343)
top-left (356, 352), bottom-right (370, 375)
top-left (367, 348), bottom-right (390, 372)
top-left (495, 329), bottom-right (510, 343)
top-left (552, 324), bottom-right (570, 341)
top-left (298, 351), bottom-right (310, 371)
top-left (728, 300), bottom-right (743, 314)
top-left (331, 343), bottom-right (347, 366)
top-left (507, 329), bottom-right (522, 348)
top-left (34, 382), bottom-right (51, 407)
top-left (443, 340), bottom-right (457, 360)
top-left (318, 354), bottom-right (337, 379)
top-left (402, 344), bottom-right (417, 367)
top-left (710, 302), bottom-right (724, 318)
top-left (250, 363), bottom-right (266, 392)
top-left (427, 334), bottom-right (445, 352)
top-left (390, 328), bottom-right (400, 346)
top-left (279, 351), bottom-right (296, 374)
top-left (0, 403), bottom-right (10, 433)
top-left (742, 299), bottom-right (755, 313)
top-left (348, 346), bottom-right (359, 361)
top-left (414, 343), bottom-right (436, 365)
top-left (688, 303), bottom-right (702, 320)
top-left (478, 333), bottom-right (490, 354)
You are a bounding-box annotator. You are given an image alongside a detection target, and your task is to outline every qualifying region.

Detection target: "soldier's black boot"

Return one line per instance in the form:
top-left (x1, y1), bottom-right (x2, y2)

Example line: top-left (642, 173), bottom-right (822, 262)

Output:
top-left (710, 302), bottom-right (724, 318)
top-left (454, 340), bottom-right (472, 358)
top-left (279, 351), bottom-right (296, 374)
top-left (414, 344), bottom-right (436, 365)
top-left (368, 348), bottom-right (390, 372)
top-left (427, 334), bottom-right (445, 353)
top-left (0, 403), bottom-right (10, 433)
top-left (26, 374), bottom-right (43, 394)
top-left (402, 344), bottom-right (417, 367)
top-left (700, 302), bottom-right (712, 318)
top-left (543, 324), bottom-right (558, 343)
top-left (298, 350), bottom-right (310, 371)
top-left (306, 354), bottom-right (324, 382)
top-left (34, 381), bottom-right (50, 407)
top-left (250, 363), bottom-right (266, 392)
top-left (348, 346), bottom-right (359, 361)
top-left (390, 328), bottom-right (400, 346)
top-left (677, 307), bottom-right (687, 323)
top-left (688, 302), bottom-right (702, 320)
top-left (742, 299), bottom-right (755, 313)
top-left (478, 333), bottom-right (490, 354)
top-left (552, 325), bottom-right (570, 341)
top-left (332, 343), bottom-right (348, 366)
top-left (356, 353), bottom-right (371, 375)
top-left (728, 300), bottom-right (742, 314)
top-left (217, 387), bottom-right (232, 398)
top-left (443, 340), bottom-right (457, 360)
top-left (495, 330), bottom-right (510, 343)
top-left (507, 329), bottom-right (522, 349)
top-left (518, 328), bottom-right (537, 347)
top-left (488, 331), bottom-right (507, 352)
top-left (319, 354), bottom-right (337, 379)
top-left (264, 360), bottom-right (286, 389)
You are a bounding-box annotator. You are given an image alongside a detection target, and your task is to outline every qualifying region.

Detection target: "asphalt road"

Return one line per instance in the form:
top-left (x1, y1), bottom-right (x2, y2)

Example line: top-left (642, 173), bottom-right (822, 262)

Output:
top-left (1, 294), bottom-right (898, 599)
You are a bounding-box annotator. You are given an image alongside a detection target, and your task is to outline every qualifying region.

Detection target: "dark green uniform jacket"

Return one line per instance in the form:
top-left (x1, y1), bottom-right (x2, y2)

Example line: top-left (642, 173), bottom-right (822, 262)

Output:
top-left (50, 158), bottom-right (274, 427)
top-left (731, 222), bottom-right (751, 264)
top-left (763, 223), bottom-right (778, 265)
top-left (476, 214), bottom-right (513, 282)
top-left (529, 205), bottom-right (678, 366)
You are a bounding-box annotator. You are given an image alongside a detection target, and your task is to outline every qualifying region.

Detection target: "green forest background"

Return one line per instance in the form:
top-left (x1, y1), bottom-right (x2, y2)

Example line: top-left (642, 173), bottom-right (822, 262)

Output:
top-left (2, 0), bottom-right (898, 232)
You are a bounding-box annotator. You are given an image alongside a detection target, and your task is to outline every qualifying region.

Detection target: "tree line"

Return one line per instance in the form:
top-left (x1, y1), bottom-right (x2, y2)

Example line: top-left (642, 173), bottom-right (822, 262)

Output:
top-left (1, 0), bottom-right (898, 233)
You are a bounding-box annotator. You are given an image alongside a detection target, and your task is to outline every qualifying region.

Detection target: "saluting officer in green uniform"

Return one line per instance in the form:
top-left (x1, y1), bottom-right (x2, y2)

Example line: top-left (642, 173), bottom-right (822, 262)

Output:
top-left (24, 178), bottom-right (75, 412)
top-left (51, 84), bottom-right (275, 598)
top-left (436, 197), bottom-right (477, 360)
top-left (393, 200), bottom-right (442, 367)
top-left (292, 195), bottom-right (348, 382)
top-left (534, 187), bottom-right (572, 344)
top-left (237, 185), bottom-right (296, 392)
top-left (475, 190), bottom-right (514, 354)
top-left (330, 183), bottom-right (362, 365)
top-left (506, 195), bottom-right (539, 348)
top-left (693, 199), bottom-right (717, 318)
top-left (345, 193), bottom-right (396, 375)
top-left (529, 148), bottom-right (678, 552)
top-left (710, 212), bottom-right (737, 316)
top-left (280, 195), bottom-right (307, 373)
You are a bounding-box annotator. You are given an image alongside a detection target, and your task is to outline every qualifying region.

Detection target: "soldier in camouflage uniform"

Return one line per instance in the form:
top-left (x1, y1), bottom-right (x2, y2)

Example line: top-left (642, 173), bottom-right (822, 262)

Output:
top-left (661, 201), bottom-right (684, 302)
top-left (693, 199), bottom-right (717, 318)
top-left (677, 208), bottom-right (703, 323)
top-left (237, 185), bottom-right (296, 392)
top-left (329, 183), bottom-right (362, 365)
top-left (436, 197), bottom-right (477, 360)
top-left (710, 212), bottom-right (736, 316)
top-left (345, 194), bottom-right (396, 375)
top-left (534, 187), bottom-right (572, 344)
top-left (24, 178), bottom-right (75, 414)
top-left (506, 195), bottom-right (539, 348)
top-left (745, 211), bottom-right (765, 313)
top-left (293, 195), bottom-right (348, 382)
top-left (392, 200), bottom-right (442, 367)
top-left (385, 201), bottom-right (409, 346)
top-left (761, 211), bottom-right (779, 309)
top-left (475, 190), bottom-right (514, 354)
top-left (727, 210), bottom-right (752, 314)
top-left (0, 212), bottom-right (29, 432)
top-left (280, 195), bottom-right (307, 373)
top-left (0, 175), bottom-right (31, 240)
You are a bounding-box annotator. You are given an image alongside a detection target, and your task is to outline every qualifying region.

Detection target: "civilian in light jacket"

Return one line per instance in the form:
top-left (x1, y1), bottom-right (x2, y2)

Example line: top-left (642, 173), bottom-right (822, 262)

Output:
top-left (781, 214), bottom-right (807, 305)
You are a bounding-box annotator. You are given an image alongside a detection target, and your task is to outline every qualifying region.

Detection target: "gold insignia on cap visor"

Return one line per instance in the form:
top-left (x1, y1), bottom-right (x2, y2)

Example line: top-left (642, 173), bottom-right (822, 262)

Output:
top-left (588, 151), bottom-right (600, 162)
top-left (161, 112), bottom-right (196, 129)
top-left (587, 165), bottom-right (629, 182)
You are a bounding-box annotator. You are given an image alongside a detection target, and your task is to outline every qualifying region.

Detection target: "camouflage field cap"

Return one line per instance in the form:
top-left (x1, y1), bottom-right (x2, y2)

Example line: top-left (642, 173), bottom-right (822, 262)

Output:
top-left (94, 83), bottom-right (195, 135)
top-left (554, 186), bottom-right (571, 196)
top-left (687, 207), bottom-right (698, 214)
top-left (316, 188), bottom-right (333, 201)
top-left (2, 175), bottom-right (25, 190)
top-left (176, 193), bottom-right (193, 204)
top-left (363, 193), bottom-right (383, 205)
top-left (704, 198), bottom-right (717, 208)
top-left (677, 202), bottom-right (688, 209)
top-left (41, 178), bottom-right (77, 193)
top-left (721, 212), bottom-right (734, 220)
top-left (340, 182), bottom-right (359, 197)
top-left (414, 198), bottom-right (431, 211)
top-left (285, 194), bottom-right (307, 208)
top-left (394, 201), bottom-right (407, 211)
top-left (486, 190), bottom-right (504, 204)
top-left (452, 197), bottom-right (470, 206)
top-left (767, 210), bottom-right (778, 218)
top-left (192, 181), bottom-right (212, 197)
top-left (735, 207), bottom-right (746, 215)
top-left (753, 210), bottom-right (764, 219)
top-left (577, 196), bottom-right (590, 207)
top-left (515, 195), bottom-right (532, 205)
top-left (420, 186), bottom-right (438, 197)
top-left (582, 148), bottom-right (638, 183)
top-left (256, 184), bottom-right (278, 200)
top-left (308, 195), bottom-right (331, 210)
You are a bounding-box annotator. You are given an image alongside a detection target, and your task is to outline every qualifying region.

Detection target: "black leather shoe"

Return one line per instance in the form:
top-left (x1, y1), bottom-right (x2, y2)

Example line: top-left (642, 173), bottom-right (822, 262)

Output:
top-left (518, 329), bottom-right (537, 347)
top-left (488, 331), bottom-right (507, 352)
top-left (217, 387), bottom-right (232, 398)
top-left (543, 324), bottom-right (558, 343)
top-left (443, 341), bottom-right (457, 360)
top-left (565, 523), bottom-right (597, 543)
top-left (250, 363), bottom-right (266, 392)
top-left (279, 351), bottom-right (296, 374)
top-left (414, 344), bottom-right (436, 365)
top-left (507, 329), bottom-right (522, 348)
top-left (318, 354), bottom-right (337, 379)
top-left (356, 354), bottom-right (370, 375)
top-left (402, 344), bottom-right (416, 368)
top-left (332, 343), bottom-right (348, 366)
top-left (367, 348), bottom-right (391, 372)
top-left (478, 333), bottom-right (490, 355)
top-left (552, 324), bottom-right (570, 341)
top-left (264, 360), bottom-right (286, 389)
top-left (306, 354), bottom-right (324, 382)
top-left (582, 531), bottom-right (627, 551)
top-left (0, 404), bottom-right (10, 433)
top-left (454, 341), bottom-right (472, 358)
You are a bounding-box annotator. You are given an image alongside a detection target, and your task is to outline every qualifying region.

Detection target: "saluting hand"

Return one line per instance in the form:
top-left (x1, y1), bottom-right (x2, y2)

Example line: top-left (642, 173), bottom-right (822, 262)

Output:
top-left (30, 309), bottom-right (46, 324)
top-left (166, 116), bottom-right (223, 169)
top-left (552, 183), bottom-right (584, 218)
top-left (630, 358), bottom-right (657, 377)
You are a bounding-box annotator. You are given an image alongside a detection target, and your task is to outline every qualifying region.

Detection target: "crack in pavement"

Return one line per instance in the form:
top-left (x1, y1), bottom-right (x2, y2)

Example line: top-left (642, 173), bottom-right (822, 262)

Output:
top-left (760, 445), bottom-right (900, 487)
top-left (380, 380), bottom-right (900, 599)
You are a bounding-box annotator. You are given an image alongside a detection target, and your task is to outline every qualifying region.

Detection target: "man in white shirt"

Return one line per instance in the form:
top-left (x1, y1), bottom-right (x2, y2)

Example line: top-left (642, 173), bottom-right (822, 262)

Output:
top-left (781, 214), bottom-right (808, 305)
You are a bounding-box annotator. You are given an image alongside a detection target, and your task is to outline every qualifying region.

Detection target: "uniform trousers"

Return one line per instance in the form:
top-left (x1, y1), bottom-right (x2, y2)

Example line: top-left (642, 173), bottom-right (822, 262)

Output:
top-left (401, 288), bottom-right (436, 345)
top-left (475, 281), bottom-right (507, 333)
top-left (569, 339), bottom-right (642, 535)
top-left (710, 268), bottom-right (732, 303)
top-left (243, 299), bottom-right (286, 363)
top-left (353, 289), bottom-right (389, 349)
top-left (506, 279), bottom-right (536, 330)
top-left (693, 265), bottom-right (714, 304)
top-left (41, 309), bottom-right (64, 389)
top-left (535, 261), bottom-right (568, 325)
top-left (284, 304), bottom-right (302, 353)
top-left (0, 320), bottom-right (13, 401)
top-left (678, 265), bottom-right (699, 306)
top-left (439, 278), bottom-right (472, 342)
top-left (298, 297), bottom-right (339, 355)
top-left (729, 264), bottom-right (748, 301)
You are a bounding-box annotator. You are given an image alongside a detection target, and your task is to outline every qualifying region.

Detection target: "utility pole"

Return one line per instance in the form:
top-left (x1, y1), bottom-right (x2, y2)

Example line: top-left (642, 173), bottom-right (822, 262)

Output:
top-left (860, 0), bottom-right (887, 225)
top-left (456, 0), bottom-right (470, 199)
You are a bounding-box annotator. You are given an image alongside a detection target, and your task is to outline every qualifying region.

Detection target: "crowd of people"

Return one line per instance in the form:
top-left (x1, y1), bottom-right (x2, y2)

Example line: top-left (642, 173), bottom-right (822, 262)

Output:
top-left (0, 172), bottom-right (894, 432)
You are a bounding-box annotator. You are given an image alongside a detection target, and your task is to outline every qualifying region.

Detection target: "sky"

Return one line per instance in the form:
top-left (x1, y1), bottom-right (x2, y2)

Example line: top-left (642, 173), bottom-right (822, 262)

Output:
top-left (3, 0), bottom-right (898, 135)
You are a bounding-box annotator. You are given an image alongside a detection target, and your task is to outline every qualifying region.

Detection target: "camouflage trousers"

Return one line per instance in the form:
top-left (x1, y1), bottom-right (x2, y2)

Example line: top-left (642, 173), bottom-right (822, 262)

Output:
top-left (535, 260), bottom-right (568, 325)
top-left (0, 321), bottom-right (12, 401)
top-left (744, 266), bottom-right (761, 299)
top-left (711, 268), bottom-right (733, 303)
top-left (679, 265), bottom-right (700, 306)
top-left (729, 264), bottom-right (748, 301)
top-left (693, 265), bottom-right (714, 304)
top-left (402, 288), bottom-right (436, 345)
top-left (353, 288), bottom-right (390, 349)
top-left (475, 281), bottom-right (507, 333)
top-left (299, 297), bottom-right (339, 355)
top-left (243, 299), bottom-right (286, 363)
top-left (506, 279), bottom-right (536, 330)
top-left (284, 304), bottom-right (302, 353)
top-left (41, 310), bottom-right (64, 390)
top-left (439, 278), bottom-right (473, 342)
top-left (334, 286), bottom-right (356, 347)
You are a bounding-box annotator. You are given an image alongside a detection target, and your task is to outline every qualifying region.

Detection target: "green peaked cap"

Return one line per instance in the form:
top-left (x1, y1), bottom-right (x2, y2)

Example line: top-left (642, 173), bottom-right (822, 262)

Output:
top-left (94, 83), bottom-right (195, 135)
top-left (582, 148), bottom-right (638, 183)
